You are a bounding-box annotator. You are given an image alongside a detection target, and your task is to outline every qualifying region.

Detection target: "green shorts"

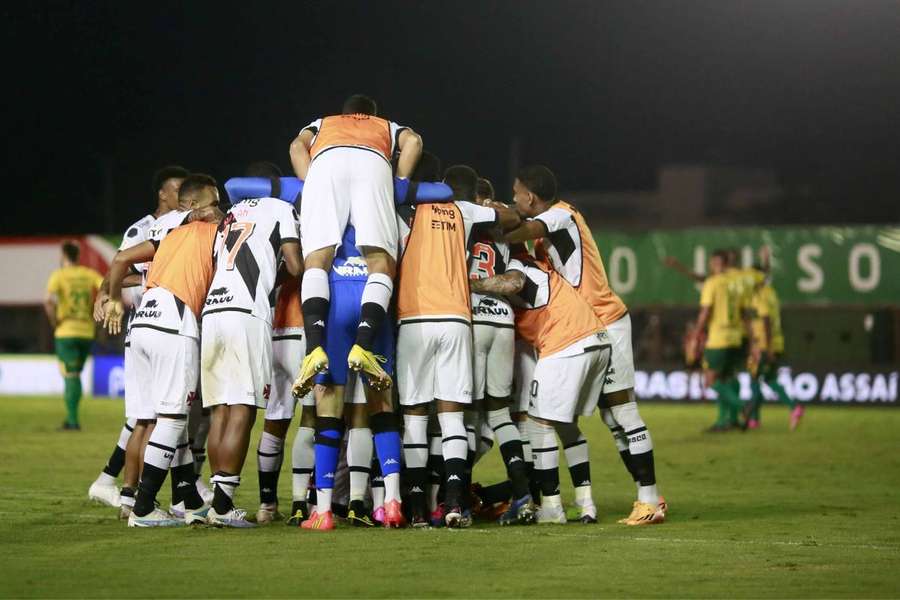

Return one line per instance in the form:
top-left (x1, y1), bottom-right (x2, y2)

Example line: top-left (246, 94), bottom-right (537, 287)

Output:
top-left (55, 337), bottom-right (92, 375)
top-left (756, 352), bottom-right (783, 380)
top-left (703, 347), bottom-right (742, 378)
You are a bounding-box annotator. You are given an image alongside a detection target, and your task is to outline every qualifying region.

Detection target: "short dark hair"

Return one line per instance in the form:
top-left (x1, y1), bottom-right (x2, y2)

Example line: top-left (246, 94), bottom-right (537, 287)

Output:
top-left (152, 165), bottom-right (189, 194)
top-left (516, 165), bottom-right (557, 202)
top-left (342, 94), bottom-right (377, 116)
top-left (61, 240), bottom-right (80, 263)
top-left (476, 177), bottom-right (495, 201)
top-left (244, 161), bottom-right (282, 178)
top-left (443, 165), bottom-right (479, 203)
top-left (712, 249), bottom-right (729, 261)
top-left (178, 173), bottom-right (218, 204)
top-left (411, 151), bottom-right (442, 182)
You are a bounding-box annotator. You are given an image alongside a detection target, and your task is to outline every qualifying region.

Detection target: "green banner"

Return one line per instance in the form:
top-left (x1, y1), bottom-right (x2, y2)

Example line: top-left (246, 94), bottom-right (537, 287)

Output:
top-left (593, 225), bottom-right (900, 307)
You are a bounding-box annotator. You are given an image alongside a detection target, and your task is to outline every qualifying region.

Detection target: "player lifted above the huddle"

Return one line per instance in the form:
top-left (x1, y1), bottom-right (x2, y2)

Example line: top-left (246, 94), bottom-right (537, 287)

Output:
top-left (290, 94), bottom-right (423, 394)
top-left (504, 165), bottom-right (665, 526)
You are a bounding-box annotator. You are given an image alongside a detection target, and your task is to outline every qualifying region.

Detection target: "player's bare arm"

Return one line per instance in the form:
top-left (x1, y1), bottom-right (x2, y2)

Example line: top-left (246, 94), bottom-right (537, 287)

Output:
top-left (43, 292), bottom-right (58, 330)
top-left (469, 270), bottom-right (526, 296)
top-left (492, 204), bottom-right (522, 232)
top-left (104, 241), bottom-right (157, 335)
top-left (695, 306), bottom-right (711, 339)
top-left (289, 129), bottom-right (315, 180)
top-left (763, 315), bottom-right (775, 361)
top-left (395, 128), bottom-right (423, 179)
top-left (280, 241), bottom-right (303, 278)
top-left (663, 256), bottom-right (706, 283)
top-left (503, 219), bottom-right (549, 244)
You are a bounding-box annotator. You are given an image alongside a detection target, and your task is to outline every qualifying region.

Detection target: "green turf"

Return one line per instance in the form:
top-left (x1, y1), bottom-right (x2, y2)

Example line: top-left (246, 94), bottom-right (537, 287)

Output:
top-left (1, 396), bottom-right (898, 598)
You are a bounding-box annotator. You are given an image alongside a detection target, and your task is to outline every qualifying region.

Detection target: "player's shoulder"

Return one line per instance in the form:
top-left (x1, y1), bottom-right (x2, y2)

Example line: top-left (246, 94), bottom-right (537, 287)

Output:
top-left (125, 213), bottom-right (155, 237)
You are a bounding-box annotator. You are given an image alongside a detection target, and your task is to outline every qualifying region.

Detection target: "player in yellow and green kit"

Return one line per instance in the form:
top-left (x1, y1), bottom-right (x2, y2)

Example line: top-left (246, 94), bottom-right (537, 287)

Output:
top-left (694, 250), bottom-right (745, 432)
top-left (44, 241), bottom-right (103, 430)
top-left (746, 278), bottom-right (805, 431)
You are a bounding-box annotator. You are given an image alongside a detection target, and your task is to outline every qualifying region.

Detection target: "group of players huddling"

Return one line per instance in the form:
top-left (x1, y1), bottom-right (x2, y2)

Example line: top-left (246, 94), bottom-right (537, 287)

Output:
top-left (86, 94), bottom-right (666, 529)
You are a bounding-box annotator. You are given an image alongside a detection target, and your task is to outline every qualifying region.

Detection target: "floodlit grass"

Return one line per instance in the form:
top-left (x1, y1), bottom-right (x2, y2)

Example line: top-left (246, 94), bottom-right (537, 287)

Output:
top-left (0, 396), bottom-right (898, 598)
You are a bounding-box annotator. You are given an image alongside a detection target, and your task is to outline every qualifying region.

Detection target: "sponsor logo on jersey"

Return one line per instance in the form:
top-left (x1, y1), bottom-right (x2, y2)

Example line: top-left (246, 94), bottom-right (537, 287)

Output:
top-left (473, 297), bottom-right (510, 317)
top-left (333, 255), bottom-right (369, 278)
top-left (205, 286), bottom-right (234, 305)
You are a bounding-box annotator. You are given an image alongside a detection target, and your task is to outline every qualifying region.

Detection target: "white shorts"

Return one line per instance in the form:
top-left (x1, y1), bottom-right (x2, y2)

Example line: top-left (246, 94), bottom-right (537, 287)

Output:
top-left (265, 332), bottom-right (311, 420)
top-left (602, 313), bottom-right (636, 395)
top-left (301, 148), bottom-right (398, 259)
top-left (128, 327), bottom-right (199, 417)
top-left (528, 336), bottom-right (611, 423)
top-left (123, 343), bottom-right (144, 420)
top-left (397, 320), bottom-right (473, 406)
top-left (473, 324), bottom-right (514, 400)
top-left (512, 339), bottom-right (537, 414)
top-left (201, 312), bottom-right (273, 408)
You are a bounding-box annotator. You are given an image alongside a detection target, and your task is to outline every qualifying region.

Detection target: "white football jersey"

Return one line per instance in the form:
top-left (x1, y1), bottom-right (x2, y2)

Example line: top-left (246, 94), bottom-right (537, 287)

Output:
top-left (203, 197), bottom-right (300, 325)
top-left (118, 214), bottom-right (155, 312)
top-left (534, 205), bottom-right (583, 288)
top-left (469, 234), bottom-right (515, 327)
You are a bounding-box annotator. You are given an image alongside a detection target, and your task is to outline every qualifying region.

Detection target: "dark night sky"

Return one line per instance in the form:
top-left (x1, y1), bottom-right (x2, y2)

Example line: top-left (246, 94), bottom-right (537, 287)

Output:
top-left (4, 1), bottom-right (900, 234)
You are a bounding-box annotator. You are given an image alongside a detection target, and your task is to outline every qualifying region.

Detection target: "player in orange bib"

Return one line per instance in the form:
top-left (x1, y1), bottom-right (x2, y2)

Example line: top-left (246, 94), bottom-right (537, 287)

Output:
top-left (471, 248), bottom-right (610, 525)
top-left (395, 164), bottom-right (520, 528)
top-left (505, 165), bottom-right (665, 525)
top-left (102, 174), bottom-right (221, 527)
top-left (290, 94), bottom-right (423, 395)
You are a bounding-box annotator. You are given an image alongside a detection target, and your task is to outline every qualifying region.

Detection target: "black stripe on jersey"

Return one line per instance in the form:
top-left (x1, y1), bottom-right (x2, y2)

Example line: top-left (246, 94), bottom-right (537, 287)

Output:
top-left (517, 273), bottom-right (540, 307)
top-left (272, 334), bottom-right (303, 342)
top-left (174, 297), bottom-right (186, 320)
top-left (235, 244), bottom-right (261, 302)
top-left (399, 317), bottom-right (471, 327)
top-left (268, 223), bottom-right (281, 260)
top-left (202, 307), bottom-right (252, 317)
top-left (130, 323), bottom-right (180, 335)
top-left (548, 227), bottom-right (577, 265)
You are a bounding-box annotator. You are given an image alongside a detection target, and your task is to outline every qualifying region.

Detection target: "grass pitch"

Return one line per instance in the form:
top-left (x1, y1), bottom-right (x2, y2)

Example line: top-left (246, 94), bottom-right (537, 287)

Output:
top-left (0, 396), bottom-right (898, 598)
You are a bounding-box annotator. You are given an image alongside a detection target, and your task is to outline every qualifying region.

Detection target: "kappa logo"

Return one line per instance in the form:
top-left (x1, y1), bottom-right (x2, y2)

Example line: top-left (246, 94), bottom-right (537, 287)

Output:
top-left (508, 456), bottom-right (522, 463)
top-left (605, 377), bottom-right (614, 385)
top-left (177, 481), bottom-right (191, 488)
top-left (384, 458), bottom-right (399, 465)
top-left (447, 474), bottom-right (461, 481)
top-left (579, 480), bottom-right (591, 486)
top-left (410, 486), bottom-right (424, 493)
top-left (323, 472), bottom-right (335, 479)
top-left (261, 487), bottom-right (272, 493)
top-left (313, 320), bottom-right (325, 327)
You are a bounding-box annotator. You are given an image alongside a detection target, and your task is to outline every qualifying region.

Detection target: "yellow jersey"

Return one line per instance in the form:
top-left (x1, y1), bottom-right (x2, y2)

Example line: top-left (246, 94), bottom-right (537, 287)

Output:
top-left (700, 273), bottom-right (743, 349)
top-left (751, 284), bottom-right (784, 353)
top-left (46, 265), bottom-right (103, 339)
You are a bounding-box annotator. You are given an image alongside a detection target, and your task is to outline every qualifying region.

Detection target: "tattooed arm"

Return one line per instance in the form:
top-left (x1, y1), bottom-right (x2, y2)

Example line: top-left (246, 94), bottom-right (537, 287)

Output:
top-left (469, 270), bottom-right (526, 296)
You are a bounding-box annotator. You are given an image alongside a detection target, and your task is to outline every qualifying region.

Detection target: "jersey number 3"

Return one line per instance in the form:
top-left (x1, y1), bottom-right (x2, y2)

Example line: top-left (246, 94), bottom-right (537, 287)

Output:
top-left (472, 242), bottom-right (496, 278)
top-left (222, 222), bottom-right (256, 271)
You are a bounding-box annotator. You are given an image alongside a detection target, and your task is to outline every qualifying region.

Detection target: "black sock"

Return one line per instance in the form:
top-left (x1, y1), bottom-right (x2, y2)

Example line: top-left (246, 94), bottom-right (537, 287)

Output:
top-left (212, 471), bottom-right (237, 514)
top-left (301, 297), bottom-right (329, 351)
top-left (259, 471), bottom-right (279, 505)
top-left (497, 434), bottom-right (529, 499)
top-left (443, 458), bottom-right (467, 507)
top-left (406, 466), bottom-right (428, 518)
top-left (535, 465), bottom-right (560, 498)
top-left (102, 445), bottom-right (126, 478)
top-left (631, 450), bottom-right (657, 487)
top-left (355, 303), bottom-right (387, 350)
top-left (480, 480), bottom-right (513, 505)
top-left (134, 464), bottom-right (167, 517)
top-left (173, 462), bottom-right (203, 510)
top-left (619, 449), bottom-right (640, 483)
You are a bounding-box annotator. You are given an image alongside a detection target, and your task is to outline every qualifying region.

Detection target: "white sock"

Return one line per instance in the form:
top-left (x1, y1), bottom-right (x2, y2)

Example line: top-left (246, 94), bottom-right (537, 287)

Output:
top-left (301, 268), bottom-right (330, 304)
top-left (144, 417), bottom-right (183, 472)
top-left (384, 472), bottom-right (401, 504)
top-left (611, 401), bottom-right (659, 506)
top-left (316, 488), bottom-right (333, 515)
top-left (437, 411), bottom-right (468, 462)
top-left (257, 431), bottom-right (284, 473)
top-left (96, 472), bottom-right (116, 486)
top-left (347, 427), bottom-right (373, 503)
top-left (516, 419), bottom-right (532, 463)
top-left (360, 273), bottom-right (393, 310)
top-left (402, 415), bottom-right (429, 469)
top-left (291, 426), bottom-right (315, 502)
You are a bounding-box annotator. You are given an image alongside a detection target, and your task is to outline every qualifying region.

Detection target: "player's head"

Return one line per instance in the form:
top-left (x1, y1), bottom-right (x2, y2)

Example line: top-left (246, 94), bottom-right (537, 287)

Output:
top-left (476, 177), bottom-right (495, 205)
top-left (178, 173), bottom-right (219, 210)
top-left (60, 240), bottom-right (80, 266)
top-left (513, 165), bottom-right (557, 217)
top-left (443, 165), bottom-right (479, 203)
top-left (710, 249), bottom-right (728, 275)
top-left (153, 165), bottom-right (189, 213)
top-left (245, 161), bottom-right (284, 200)
top-left (411, 151), bottom-right (442, 182)
top-left (725, 247), bottom-right (739, 268)
top-left (342, 94), bottom-right (377, 116)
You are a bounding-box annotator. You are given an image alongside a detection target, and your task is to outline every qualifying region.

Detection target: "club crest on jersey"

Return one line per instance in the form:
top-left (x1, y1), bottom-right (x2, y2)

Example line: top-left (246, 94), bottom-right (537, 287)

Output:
top-left (206, 286), bottom-right (234, 305)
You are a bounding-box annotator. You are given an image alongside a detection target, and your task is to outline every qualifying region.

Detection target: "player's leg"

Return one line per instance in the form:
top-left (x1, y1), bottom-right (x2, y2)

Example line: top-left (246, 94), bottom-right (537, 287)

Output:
top-left (347, 152), bottom-right (398, 385)
top-left (426, 416), bottom-right (445, 524)
top-left (434, 322), bottom-right (476, 528)
top-left (512, 339), bottom-right (540, 503)
top-left (129, 330), bottom-right (203, 527)
top-left (555, 420), bottom-right (596, 523)
top-left (302, 384), bottom-right (343, 531)
top-left (88, 418), bottom-right (134, 507)
top-left (368, 399), bottom-right (404, 527)
top-left (296, 152), bottom-right (348, 394)
top-left (55, 337), bottom-right (87, 430)
top-left (256, 418), bottom-right (290, 523)
top-left (704, 348), bottom-right (741, 430)
top-left (346, 389), bottom-right (375, 527)
top-left (187, 400), bottom-right (213, 503)
top-left (287, 403), bottom-right (316, 526)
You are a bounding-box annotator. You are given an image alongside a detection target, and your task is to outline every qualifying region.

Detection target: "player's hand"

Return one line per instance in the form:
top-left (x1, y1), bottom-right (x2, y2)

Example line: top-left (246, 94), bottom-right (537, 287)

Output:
top-left (663, 256), bottom-right (679, 268)
top-left (93, 292), bottom-right (110, 323)
top-left (103, 299), bottom-right (125, 336)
